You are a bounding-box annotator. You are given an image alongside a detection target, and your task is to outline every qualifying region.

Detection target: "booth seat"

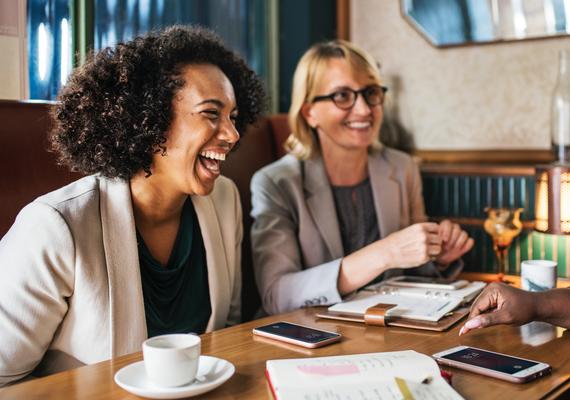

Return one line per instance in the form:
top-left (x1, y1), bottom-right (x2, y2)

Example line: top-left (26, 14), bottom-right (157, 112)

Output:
top-left (0, 101), bottom-right (81, 237)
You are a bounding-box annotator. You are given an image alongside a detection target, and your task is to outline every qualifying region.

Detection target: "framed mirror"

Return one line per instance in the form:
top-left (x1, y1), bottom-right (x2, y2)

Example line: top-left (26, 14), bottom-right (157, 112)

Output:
top-left (401, 0), bottom-right (570, 47)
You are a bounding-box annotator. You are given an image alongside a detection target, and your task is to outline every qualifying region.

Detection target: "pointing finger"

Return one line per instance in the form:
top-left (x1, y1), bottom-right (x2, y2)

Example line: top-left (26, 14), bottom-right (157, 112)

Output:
top-left (459, 316), bottom-right (483, 335)
top-left (469, 291), bottom-right (498, 319)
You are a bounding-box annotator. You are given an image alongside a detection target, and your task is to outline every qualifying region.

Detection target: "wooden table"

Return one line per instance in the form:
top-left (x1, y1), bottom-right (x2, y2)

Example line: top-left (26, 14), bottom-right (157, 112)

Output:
top-left (459, 272), bottom-right (570, 289)
top-left (1, 307), bottom-right (569, 399)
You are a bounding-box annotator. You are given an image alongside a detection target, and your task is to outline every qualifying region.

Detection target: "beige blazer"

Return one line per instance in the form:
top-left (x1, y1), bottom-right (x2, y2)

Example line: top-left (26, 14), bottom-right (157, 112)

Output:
top-left (0, 175), bottom-right (241, 386)
top-left (251, 147), bottom-right (460, 315)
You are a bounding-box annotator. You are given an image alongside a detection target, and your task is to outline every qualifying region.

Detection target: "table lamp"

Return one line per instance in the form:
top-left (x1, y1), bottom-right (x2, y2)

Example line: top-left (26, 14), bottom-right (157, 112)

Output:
top-left (535, 165), bottom-right (570, 235)
top-left (536, 49), bottom-right (570, 235)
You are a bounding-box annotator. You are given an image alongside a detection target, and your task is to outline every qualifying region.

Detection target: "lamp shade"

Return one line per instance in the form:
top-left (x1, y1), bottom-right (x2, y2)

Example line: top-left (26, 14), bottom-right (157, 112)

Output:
top-left (535, 164), bottom-right (570, 234)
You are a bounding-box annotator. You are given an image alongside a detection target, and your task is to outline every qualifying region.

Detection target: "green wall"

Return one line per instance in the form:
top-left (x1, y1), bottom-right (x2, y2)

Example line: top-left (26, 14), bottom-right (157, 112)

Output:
top-left (423, 173), bottom-right (569, 278)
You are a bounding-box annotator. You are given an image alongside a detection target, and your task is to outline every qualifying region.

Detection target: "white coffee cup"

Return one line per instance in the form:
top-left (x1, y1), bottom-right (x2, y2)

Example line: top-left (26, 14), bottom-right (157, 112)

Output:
top-left (521, 260), bottom-right (557, 292)
top-left (142, 334), bottom-right (201, 387)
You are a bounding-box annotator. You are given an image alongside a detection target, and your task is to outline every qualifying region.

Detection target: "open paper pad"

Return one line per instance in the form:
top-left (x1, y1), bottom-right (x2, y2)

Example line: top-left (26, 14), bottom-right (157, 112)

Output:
top-left (266, 350), bottom-right (463, 400)
top-left (328, 289), bottom-right (461, 322)
top-left (365, 280), bottom-right (486, 305)
top-left (328, 281), bottom-right (486, 322)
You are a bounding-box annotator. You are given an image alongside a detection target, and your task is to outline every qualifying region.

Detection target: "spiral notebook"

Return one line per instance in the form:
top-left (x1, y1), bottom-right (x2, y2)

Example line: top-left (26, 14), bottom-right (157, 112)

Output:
top-left (316, 281), bottom-right (485, 331)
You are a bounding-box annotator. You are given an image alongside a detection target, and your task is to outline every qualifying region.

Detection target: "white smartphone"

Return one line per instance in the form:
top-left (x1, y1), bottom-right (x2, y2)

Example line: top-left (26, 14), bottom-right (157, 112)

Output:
top-left (252, 321), bottom-right (341, 348)
top-left (433, 346), bottom-right (551, 383)
top-left (387, 276), bottom-right (469, 290)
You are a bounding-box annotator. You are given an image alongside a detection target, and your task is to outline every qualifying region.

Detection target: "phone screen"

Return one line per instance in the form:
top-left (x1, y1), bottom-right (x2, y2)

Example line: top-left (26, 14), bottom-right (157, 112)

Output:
top-left (255, 322), bottom-right (339, 344)
top-left (441, 348), bottom-right (538, 374)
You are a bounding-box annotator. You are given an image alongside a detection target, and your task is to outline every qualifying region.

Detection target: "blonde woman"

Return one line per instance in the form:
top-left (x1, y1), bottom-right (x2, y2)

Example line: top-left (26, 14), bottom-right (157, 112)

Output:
top-left (251, 40), bottom-right (473, 315)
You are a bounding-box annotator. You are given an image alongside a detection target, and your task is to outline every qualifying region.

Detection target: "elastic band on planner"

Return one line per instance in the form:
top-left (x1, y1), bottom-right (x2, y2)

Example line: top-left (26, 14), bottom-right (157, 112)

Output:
top-left (363, 303), bottom-right (397, 326)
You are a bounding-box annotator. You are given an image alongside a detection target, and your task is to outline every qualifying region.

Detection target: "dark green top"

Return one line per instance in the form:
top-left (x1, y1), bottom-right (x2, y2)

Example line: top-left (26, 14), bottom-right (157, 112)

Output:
top-left (137, 198), bottom-right (211, 338)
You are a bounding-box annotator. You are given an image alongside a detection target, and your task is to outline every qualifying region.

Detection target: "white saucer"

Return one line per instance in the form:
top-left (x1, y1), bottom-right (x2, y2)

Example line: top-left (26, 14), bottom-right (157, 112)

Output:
top-left (114, 355), bottom-right (235, 399)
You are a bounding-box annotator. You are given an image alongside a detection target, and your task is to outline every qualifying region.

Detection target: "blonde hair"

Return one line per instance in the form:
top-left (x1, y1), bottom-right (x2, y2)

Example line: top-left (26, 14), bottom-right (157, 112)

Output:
top-left (285, 40), bottom-right (383, 159)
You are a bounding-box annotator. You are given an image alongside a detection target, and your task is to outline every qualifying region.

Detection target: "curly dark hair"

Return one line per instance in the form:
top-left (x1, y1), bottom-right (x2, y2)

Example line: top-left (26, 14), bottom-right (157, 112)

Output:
top-left (51, 25), bottom-right (265, 179)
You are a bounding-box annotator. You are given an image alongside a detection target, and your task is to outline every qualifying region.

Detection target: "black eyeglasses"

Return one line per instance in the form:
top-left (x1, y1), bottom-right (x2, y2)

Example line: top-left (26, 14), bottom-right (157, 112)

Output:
top-left (312, 85), bottom-right (388, 110)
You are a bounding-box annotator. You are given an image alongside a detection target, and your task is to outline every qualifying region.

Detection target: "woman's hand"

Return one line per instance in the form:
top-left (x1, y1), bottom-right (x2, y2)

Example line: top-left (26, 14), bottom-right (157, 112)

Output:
top-left (459, 283), bottom-right (537, 335)
top-left (338, 222), bottom-right (441, 295)
top-left (338, 222), bottom-right (466, 296)
top-left (378, 222), bottom-right (443, 270)
top-left (435, 219), bottom-right (474, 267)
top-left (339, 222), bottom-right (441, 295)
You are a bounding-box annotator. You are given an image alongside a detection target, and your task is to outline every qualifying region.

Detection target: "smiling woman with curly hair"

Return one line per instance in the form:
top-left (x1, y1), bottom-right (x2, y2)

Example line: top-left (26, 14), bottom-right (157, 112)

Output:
top-left (0, 25), bottom-right (264, 386)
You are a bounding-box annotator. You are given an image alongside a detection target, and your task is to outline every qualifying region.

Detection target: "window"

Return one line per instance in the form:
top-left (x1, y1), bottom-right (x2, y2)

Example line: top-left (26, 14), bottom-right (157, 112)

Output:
top-left (94, 0), bottom-right (268, 81)
top-left (27, 0), bottom-right (339, 109)
top-left (27, 0), bottom-right (270, 101)
top-left (27, 0), bottom-right (71, 100)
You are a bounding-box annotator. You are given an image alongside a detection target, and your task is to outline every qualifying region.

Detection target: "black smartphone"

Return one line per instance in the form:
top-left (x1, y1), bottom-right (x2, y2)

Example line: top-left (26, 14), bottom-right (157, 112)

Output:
top-left (433, 346), bottom-right (551, 383)
top-left (252, 321), bottom-right (341, 348)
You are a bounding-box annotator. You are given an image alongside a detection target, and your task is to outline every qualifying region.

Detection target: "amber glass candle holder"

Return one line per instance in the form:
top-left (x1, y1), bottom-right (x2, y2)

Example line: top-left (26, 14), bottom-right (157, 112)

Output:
top-left (483, 207), bottom-right (523, 282)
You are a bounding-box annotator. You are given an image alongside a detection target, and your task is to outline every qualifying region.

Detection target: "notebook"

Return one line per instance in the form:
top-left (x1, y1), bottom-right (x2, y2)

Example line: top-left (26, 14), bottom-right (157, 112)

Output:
top-left (365, 279), bottom-right (487, 305)
top-left (266, 350), bottom-right (464, 400)
top-left (316, 281), bottom-right (485, 331)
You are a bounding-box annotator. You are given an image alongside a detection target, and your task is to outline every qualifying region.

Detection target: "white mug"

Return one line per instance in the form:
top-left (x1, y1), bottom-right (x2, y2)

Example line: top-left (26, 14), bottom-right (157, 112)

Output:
top-left (521, 260), bottom-right (557, 292)
top-left (143, 334), bottom-right (201, 387)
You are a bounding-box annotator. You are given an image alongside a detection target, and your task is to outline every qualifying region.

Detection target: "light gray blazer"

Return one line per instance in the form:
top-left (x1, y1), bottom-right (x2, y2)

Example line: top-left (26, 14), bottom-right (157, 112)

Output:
top-left (251, 147), bottom-right (459, 315)
top-left (0, 175), bottom-right (242, 386)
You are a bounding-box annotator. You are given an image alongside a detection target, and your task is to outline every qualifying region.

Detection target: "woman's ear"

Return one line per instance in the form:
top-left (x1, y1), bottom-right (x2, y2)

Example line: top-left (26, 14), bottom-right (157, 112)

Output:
top-left (301, 103), bottom-right (318, 129)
